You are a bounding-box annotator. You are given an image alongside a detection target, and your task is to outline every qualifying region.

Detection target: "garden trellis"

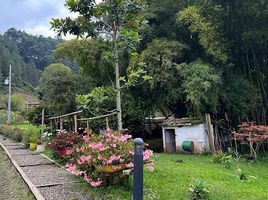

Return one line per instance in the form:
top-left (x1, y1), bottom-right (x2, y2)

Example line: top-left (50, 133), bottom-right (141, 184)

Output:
top-left (48, 110), bottom-right (83, 132)
top-left (77, 112), bottom-right (118, 130)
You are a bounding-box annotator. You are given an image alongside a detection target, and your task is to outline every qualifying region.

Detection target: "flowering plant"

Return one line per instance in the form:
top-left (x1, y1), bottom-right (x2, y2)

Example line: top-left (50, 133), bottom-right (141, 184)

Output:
top-left (47, 131), bottom-right (83, 150)
top-left (66, 129), bottom-right (154, 187)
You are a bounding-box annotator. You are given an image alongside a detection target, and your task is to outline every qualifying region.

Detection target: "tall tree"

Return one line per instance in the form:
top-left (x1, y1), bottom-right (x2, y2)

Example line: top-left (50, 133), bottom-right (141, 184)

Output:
top-left (51, 0), bottom-right (148, 130)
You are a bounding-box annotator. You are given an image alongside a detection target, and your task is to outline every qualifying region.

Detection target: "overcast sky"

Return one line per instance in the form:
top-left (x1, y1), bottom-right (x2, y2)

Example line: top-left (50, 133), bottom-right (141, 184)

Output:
top-left (0, 0), bottom-right (74, 38)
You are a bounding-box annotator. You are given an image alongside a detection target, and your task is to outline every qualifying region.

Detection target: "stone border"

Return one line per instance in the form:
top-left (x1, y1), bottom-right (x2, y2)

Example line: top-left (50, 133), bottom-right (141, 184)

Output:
top-left (0, 142), bottom-right (45, 200)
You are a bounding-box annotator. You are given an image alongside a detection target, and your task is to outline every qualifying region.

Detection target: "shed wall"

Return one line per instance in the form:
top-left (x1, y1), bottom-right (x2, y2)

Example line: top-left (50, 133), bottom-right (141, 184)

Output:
top-left (163, 124), bottom-right (210, 153)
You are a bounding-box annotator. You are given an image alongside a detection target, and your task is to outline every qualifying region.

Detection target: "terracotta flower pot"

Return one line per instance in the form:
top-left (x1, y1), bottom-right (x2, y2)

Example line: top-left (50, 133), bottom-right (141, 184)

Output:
top-left (94, 164), bottom-right (127, 174)
top-left (57, 147), bottom-right (73, 157)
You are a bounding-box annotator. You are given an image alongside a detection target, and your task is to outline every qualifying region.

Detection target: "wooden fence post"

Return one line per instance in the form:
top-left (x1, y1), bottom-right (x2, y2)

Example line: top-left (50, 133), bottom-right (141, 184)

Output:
top-left (205, 113), bottom-right (216, 153)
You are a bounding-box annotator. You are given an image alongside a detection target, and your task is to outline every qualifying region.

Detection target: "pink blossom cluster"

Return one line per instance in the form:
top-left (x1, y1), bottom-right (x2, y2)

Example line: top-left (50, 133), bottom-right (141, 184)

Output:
top-left (83, 175), bottom-right (102, 187)
top-left (143, 149), bottom-right (153, 161)
top-left (77, 155), bottom-right (92, 164)
top-left (89, 142), bottom-right (108, 151)
top-left (83, 135), bottom-right (90, 142)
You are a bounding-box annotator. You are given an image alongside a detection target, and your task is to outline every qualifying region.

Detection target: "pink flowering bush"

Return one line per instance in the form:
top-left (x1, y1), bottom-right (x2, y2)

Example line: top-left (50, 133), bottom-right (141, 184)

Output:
top-left (66, 129), bottom-right (154, 187)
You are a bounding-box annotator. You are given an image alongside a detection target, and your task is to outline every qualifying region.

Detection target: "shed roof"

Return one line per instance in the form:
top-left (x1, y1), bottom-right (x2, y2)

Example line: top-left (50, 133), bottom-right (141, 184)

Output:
top-left (159, 117), bottom-right (205, 127)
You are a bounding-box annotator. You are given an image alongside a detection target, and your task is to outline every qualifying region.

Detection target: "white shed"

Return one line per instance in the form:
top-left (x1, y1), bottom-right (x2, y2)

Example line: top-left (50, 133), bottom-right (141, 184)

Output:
top-left (161, 115), bottom-right (215, 153)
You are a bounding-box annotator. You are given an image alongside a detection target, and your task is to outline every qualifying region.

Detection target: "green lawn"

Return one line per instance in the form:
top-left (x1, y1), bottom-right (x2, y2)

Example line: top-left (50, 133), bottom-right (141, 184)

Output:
top-left (75, 153), bottom-right (268, 200)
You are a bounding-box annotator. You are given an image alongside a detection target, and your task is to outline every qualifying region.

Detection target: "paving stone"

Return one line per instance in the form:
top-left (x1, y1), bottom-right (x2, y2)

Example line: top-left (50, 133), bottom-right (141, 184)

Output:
top-left (22, 164), bottom-right (75, 186)
top-left (13, 154), bottom-right (54, 166)
top-left (5, 145), bottom-right (26, 150)
top-left (8, 149), bottom-right (36, 156)
top-left (39, 184), bottom-right (95, 200)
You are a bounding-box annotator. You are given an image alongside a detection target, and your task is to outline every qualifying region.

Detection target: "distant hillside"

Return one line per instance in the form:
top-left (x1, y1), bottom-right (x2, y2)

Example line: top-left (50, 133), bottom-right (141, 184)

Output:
top-left (0, 28), bottom-right (78, 95)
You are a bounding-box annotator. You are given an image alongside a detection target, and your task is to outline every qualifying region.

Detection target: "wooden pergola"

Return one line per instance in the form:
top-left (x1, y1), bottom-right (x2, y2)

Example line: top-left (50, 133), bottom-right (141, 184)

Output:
top-left (48, 110), bottom-right (83, 132)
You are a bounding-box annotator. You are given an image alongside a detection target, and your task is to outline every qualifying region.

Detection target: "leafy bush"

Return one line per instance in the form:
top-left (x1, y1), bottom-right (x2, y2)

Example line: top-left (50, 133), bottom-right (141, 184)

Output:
top-left (212, 153), bottom-right (224, 164)
top-left (11, 128), bottom-right (23, 142)
top-left (188, 180), bottom-right (210, 200)
top-left (0, 125), bottom-right (13, 137)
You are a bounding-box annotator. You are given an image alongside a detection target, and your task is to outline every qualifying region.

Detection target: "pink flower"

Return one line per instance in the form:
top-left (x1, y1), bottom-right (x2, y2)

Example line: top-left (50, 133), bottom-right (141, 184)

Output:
top-left (89, 142), bottom-right (107, 151)
top-left (110, 143), bottom-right (117, 148)
top-left (143, 149), bottom-right (153, 160)
top-left (66, 163), bottom-right (76, 173)
top-left (118, 134), bottom-right (132, 142)
top-left (129, 150), bottom-right (134, 156)
top-left (90, 178), bottom-right (102, 187)
top-left (106, 154), bottom-right (121, 164)
top-left (126, 162), bottom-right (134, 168)
top-left (83, 175), bottom-right (92, 183)
top-left (83, 135), bottom-right (90, 142)
top-left (120, 158), bottom-right (125, 163)
top-left (148, 163), bottom-right (154, 172)
top-left (77, 155), bottom-right (92, 164)
top-left (112, 165), bottom-right (122, 170)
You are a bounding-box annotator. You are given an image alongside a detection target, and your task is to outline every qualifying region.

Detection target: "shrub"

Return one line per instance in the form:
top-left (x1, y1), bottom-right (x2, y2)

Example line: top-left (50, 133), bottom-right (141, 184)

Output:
top-left (221, 154), bottom-right (232, 169)
top-left (11, 128), bottom-right (23, 142)
top-left (22, 130), bottom-right (31, 145)
top-left (237, 168), bottom-right (247, 180)
top-left (188, 180), bottom-right (210, 200)
top-left (47, 132), bottom-right (82, 150)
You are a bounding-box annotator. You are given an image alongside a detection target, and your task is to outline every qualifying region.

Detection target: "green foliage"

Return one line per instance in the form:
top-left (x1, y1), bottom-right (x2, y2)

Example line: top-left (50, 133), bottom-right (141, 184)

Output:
top-left (177, 6), bottom-right (228, 63)
top-left (38, 63), bottom-right (79, 115)
top-left (237, 168), bottom-right (247, 181)
top-left (54, 39), bottom-right (113, 86)
top-left (178, 60), bottom-right (221, 114)
top-left (1, 94), bottom-right (26, 112)
top-left (188, 180), bottom-right (210, 200)
top-left (76, 86), bottom-right (116, 116)
top-left (137, 38), bottom-right (187, 115)
top-left (212, 153), bottom-right (224, 164)
top-left (220, 73), bottom-right (259, 123)
top-left (221, 154), bottom-right (233, 169)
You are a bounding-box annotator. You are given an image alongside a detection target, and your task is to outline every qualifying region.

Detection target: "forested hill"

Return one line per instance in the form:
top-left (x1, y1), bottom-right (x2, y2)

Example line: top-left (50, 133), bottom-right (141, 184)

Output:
top-left (0, 28), bottom-right (64, 93)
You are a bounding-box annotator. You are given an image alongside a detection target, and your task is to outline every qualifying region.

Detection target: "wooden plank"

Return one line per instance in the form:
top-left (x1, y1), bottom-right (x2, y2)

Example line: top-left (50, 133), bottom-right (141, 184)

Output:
top-left (74, 115), bottom-right (77, 133)
top-left (48, 110), bottom-right (83, 120)
top-left (205, 113), bottom-right (216, 153)
top-left (78, 112), bottom-right (117, 121)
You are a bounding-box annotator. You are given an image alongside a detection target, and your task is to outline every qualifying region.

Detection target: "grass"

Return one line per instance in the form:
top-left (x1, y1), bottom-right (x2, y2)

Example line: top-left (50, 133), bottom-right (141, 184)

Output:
top-left (11, 123), bottom-right (41, 133)
top-left (70, 153), bottom-right (268, 200)
top-left (142, 153), bottom-right (268, 200)
top-left (0, 148), bottom-right (35, 200)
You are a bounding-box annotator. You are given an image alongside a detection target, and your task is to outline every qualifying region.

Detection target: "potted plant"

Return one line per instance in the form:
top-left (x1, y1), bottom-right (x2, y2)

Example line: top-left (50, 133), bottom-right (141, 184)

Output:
top-left (47, 132), bottom-right (82, 157)
top-left (29, 130), bottom-right (38, 151)
top-left (66, 129), bottom-right (154, 187)
top-left (35, 140), bottom-right (45, 153)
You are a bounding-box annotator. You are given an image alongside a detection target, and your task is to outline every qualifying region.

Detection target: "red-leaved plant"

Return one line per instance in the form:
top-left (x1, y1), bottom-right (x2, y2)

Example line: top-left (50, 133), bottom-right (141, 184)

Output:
top-left (66, 129), bottom-right (154, 187)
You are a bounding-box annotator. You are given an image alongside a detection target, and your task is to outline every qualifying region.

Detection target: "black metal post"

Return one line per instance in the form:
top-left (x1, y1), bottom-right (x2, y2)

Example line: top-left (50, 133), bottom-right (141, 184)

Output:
top-left (133, 138), bottom-right (144, 200)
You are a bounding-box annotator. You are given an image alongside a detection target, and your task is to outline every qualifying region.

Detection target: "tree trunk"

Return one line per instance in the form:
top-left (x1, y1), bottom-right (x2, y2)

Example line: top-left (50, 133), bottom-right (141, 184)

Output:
top-left (114, 42), bottom-right (122, 130)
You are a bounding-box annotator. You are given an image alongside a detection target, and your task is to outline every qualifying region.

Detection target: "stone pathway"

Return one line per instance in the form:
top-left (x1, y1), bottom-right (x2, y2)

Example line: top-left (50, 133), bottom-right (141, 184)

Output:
top-left (0, 135), bottom-right (96, 200)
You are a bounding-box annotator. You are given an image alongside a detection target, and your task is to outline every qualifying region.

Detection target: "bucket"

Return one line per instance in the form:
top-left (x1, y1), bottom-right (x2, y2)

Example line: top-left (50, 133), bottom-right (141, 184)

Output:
top-left (182, 141), bottom-right (194, 152)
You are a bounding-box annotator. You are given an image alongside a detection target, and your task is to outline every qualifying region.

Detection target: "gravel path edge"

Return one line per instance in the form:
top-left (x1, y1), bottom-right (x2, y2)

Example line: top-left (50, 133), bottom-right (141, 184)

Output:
top-left (0, 141), bottom-right (45, 200)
